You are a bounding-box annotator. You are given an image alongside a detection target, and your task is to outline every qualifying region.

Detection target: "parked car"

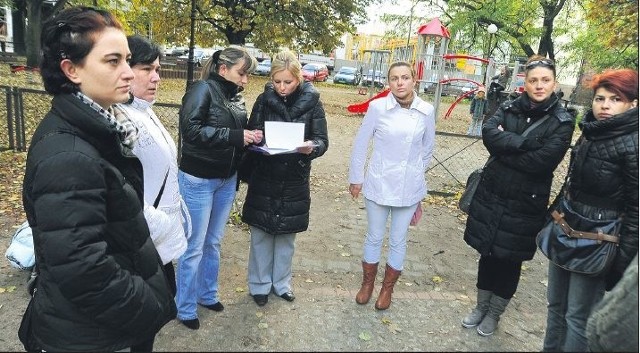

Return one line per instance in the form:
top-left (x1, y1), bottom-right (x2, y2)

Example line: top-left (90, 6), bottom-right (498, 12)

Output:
top-left (176, 49), bottom-right (210, 67)
top-left (170, 47), bottom-right (188, 57)
top-left (424, 81), bottom-right (477, 99)
top-left (361, 70), bottom-right (385, 88)
top-left (301, 63), bottom-right (330, 82)
top-left (333, 66), bottom-right (362, 85)
top-left (253, 60), bottom-right (272, 76)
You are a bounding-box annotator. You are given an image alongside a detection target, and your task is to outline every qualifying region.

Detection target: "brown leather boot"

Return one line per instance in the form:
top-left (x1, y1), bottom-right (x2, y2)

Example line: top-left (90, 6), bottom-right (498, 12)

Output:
top-left (374, 264), bottom-right (402, 310)
top-left (355, 261), bottom-right (378, 304)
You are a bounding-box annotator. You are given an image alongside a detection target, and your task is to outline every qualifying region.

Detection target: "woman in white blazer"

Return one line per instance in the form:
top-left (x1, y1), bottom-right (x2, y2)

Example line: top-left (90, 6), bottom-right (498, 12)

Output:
top-left (348, 61), bottom-right (436, 310)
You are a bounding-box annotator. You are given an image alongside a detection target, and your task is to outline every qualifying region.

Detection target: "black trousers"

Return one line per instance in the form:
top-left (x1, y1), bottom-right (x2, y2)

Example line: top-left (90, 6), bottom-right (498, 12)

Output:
top-left (130, 337), bottom-right (155, 352)
top-left (163, 262), bottom-right (177, 297)
top-left (476, 255), bottom-right (522, 299)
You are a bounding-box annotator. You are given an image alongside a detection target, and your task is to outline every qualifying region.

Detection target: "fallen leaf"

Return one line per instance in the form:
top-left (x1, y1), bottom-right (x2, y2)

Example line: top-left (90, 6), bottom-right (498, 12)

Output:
top-left (258, 322), bottom-right (268, 329)
top-left (235, 287), bottom-right (245, 292)
top-left (381, 317), bottom-right (392, 325)
top-left (387, 323), bottom-right (401, 334)
top-left (358, 331), bottom-right (372, 341)
top-left (432, 276), bottom-right (443, 284)
top-left (256, 312), bottom-right (263, 318)
top-left (305, 278), bottom-right (314, 283)
top-left (340, 252), bottom-right (351, 257)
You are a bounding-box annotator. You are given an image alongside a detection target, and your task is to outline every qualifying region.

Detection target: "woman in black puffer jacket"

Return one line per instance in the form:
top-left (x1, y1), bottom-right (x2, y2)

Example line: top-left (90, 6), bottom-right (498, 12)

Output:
top-left (461, 55), bottom-right (576, 337)
top-left (242, 50), bottom-right (328, 307)
top-left (20, 7), bottom-right (176, 352)
top-left (543, 69), bottom-right (638, 352)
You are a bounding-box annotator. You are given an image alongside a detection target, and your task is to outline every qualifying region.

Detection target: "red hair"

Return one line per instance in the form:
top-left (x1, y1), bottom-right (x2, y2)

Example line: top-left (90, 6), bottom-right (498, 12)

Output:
top-left (589, 69), bottom-right (639, 102)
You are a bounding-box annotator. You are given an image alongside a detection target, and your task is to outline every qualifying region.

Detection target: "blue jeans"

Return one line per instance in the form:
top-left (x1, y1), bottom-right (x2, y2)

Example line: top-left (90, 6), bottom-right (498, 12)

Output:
top-left (176, 171), bottom-right (237, 321)
top-left (362, 198), bottom-right (417, 271)
top-left (542, 262), bottom-right (605, 352)
top-left (467, 117), bottom-right (482, 136)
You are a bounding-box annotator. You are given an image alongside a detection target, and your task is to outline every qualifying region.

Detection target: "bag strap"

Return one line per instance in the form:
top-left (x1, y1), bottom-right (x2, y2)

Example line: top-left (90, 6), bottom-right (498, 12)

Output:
top-left (550, 210), bottom-right (619, 244)
top-left (153, 170), bottom-right (169, 208)
top-left (484, 114), bottom-right (551, 168)
top-left (521, 114), bottom-right (551, 137)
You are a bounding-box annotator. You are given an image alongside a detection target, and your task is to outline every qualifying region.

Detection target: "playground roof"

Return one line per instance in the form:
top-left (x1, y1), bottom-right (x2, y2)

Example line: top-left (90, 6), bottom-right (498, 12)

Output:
top-left (417, 18), bottom-right (450, 39)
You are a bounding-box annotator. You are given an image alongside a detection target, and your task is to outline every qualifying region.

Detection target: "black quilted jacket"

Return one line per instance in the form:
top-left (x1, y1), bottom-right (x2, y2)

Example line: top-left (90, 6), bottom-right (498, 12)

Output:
top-left (241, 81), bottom-right (328, 235)
top-left (564, 107), bottom-right (639, 275)
top-left (464, 93), bottom-right (576, 261)
top-left (21, 94), bottom-right (176, 351)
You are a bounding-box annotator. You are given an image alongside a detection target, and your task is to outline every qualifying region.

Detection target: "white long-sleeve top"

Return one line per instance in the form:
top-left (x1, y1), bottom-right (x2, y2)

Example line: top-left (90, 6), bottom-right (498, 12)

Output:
top-left (117, 98), bottom-right (189, 264)
top-left (349, 92), bottom-right (436, 207)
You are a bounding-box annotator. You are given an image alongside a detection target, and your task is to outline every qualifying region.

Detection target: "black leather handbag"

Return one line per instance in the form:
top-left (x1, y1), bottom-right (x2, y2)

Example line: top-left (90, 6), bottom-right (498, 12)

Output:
top-left (536, 198), bottom-right (621, 276)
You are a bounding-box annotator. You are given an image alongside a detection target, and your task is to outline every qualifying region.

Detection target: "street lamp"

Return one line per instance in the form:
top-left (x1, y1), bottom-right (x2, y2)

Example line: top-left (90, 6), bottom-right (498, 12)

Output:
top-left (186, 0), bottom-right (197, 90)
top-left (486, 23), bottom-right (498, 59)
top-left (484, 24), bottom-right (498, 89)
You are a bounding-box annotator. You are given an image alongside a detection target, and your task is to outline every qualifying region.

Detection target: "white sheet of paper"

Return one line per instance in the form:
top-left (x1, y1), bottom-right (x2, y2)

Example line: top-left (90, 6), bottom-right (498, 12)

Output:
top-left (265, 121), bottom-right (305, 150)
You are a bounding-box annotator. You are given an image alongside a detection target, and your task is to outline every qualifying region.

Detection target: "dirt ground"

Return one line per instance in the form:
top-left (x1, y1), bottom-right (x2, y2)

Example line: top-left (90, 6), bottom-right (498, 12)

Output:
top-left (0, 73), bottom-right (554, 351)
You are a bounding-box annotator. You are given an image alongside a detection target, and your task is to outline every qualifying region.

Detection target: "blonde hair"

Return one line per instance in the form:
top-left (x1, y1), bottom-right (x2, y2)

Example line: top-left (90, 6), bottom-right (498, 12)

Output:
top-left (201, 45), bottom-right (257, 80)
top-left (270, 50), bottom-right (303, 84)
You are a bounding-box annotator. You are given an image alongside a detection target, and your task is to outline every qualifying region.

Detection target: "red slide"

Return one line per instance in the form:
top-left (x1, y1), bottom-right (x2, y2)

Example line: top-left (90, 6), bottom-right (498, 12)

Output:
top-left (347, 89), bottom-right (391, 114)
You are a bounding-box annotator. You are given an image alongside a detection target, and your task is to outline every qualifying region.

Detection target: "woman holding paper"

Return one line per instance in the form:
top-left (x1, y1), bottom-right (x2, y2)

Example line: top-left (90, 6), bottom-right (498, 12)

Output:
top-left (176, 46), bottom-right (258, 330)
top-left (242, 50), bottom-right (329, 307)
top-left (348, 61), bottom-right (436, 311)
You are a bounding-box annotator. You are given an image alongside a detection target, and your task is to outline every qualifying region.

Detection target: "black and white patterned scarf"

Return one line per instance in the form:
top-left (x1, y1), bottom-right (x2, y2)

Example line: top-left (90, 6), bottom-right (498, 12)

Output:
top-left (73, 92), bottom-right (138, 148)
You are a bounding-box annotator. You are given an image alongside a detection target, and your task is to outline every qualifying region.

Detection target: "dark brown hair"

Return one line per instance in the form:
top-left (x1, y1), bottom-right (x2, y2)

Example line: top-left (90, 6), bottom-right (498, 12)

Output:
top-left (40, 6), bottom-right (124, 95)
top-left (524, 54), bottom-right (556, 79)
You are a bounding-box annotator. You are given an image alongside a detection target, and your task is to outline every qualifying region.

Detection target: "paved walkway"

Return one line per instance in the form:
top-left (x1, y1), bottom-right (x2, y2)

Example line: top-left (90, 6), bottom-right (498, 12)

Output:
top-left (152, 202), bottom-right (550, 352)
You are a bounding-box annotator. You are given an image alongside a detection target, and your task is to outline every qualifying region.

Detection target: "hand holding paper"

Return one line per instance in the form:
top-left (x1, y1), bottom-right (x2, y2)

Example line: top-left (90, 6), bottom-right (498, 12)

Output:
top-left (250, 121), bottom-right (310, 155)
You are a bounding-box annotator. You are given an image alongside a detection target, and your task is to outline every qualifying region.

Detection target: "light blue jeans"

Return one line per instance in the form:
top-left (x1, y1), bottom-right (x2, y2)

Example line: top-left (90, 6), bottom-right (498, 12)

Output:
top-left (362, 198), bottom-right (417, 271)
top-left (542, 262), bottom-right (606, 352)
top-left (176, 171), bottom-right (237, 321)
top-left (467, 117), bottom-right (482, 136)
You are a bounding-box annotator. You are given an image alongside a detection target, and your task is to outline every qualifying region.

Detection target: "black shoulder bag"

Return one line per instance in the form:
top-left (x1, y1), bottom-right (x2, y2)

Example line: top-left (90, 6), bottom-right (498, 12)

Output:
top-left (536, 138), bottom-right (622, 276)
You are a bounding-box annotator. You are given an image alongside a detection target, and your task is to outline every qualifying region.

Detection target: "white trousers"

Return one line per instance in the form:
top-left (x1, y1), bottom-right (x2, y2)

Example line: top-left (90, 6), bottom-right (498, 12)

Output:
top-left (362, 198), bottom-right (417, 271)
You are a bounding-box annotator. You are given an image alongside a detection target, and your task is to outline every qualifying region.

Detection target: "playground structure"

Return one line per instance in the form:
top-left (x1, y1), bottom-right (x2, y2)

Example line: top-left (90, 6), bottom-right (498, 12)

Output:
top-left (359, 49), bottom-right (391, 97)
top-left (347, 18), bottom-right (498, 117)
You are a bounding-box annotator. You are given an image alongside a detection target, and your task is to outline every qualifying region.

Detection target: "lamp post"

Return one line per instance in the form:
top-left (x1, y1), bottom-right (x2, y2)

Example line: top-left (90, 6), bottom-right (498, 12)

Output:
top-left (186, 0), bottom-right (196, 90)
top-left (486, 23), bottom-right (497, 59)
top-left (484, 24), bottom-right (498, 89)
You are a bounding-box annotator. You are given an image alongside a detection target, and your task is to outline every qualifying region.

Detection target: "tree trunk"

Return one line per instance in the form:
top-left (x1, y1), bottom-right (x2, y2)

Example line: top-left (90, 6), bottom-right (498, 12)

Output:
top-left (11, 0), bottom-right (26, 55)
top-left (26, 0), bottom-right (42, 67)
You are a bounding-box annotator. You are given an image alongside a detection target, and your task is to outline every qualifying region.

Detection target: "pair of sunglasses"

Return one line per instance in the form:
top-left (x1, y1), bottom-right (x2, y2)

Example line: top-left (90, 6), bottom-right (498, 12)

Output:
top-left (525, 59), bottom-right (555, 70)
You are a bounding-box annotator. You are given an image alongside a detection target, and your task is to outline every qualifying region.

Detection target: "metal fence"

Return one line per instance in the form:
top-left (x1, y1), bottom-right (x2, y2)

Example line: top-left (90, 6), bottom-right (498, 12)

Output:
top-left (0, 85), bottom-right (181, 152)
top-left (0, 85), bottom-right (570, 199)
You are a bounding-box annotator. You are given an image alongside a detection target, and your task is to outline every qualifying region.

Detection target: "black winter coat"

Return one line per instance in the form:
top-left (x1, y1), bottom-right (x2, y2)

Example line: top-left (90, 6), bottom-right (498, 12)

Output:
top-left (562, 107), bottom-right (638, 276)
top-left (464, 93), bottom-right (575, 262)
top-left (21, 94), bottom-right (176, 351)
top-left (241, 81), bottom-right (328, 235)
top-left (179, 72), bottom-right (247, 179)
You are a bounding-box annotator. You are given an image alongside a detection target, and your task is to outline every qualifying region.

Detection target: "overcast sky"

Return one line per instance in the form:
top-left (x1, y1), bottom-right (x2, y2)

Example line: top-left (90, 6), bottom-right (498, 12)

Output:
top-left (357, 0), bottom-right (439, 35)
